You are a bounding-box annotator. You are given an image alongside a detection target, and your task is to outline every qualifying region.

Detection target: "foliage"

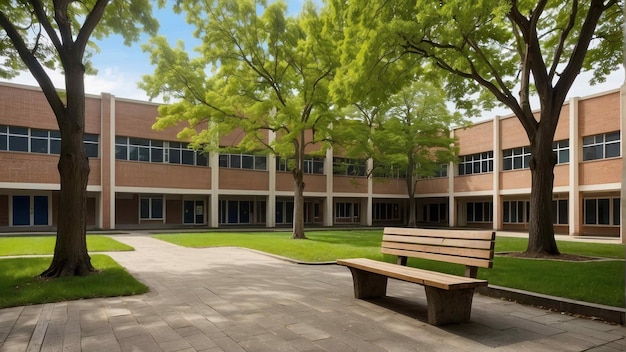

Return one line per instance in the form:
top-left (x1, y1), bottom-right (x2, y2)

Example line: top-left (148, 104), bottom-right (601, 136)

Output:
top-left (0, 235), bottom-right (134, 256)
top-left (0, 255), bottom-right (148, 309)
top-left (0, 1), bottom-right (157, 276)
top-left (141, 0), bottom-right (341, 238)
top-left (329, 0), bottom-right (623, 254)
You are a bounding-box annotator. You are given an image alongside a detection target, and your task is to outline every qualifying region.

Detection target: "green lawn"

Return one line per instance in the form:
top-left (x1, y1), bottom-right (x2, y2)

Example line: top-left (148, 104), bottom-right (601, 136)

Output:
top-left (154, 230), bottom-right (625, 307)
top-left (0, 255), bottom-right (148, 309)
top-left (0, 235), bottom-right (133, 256)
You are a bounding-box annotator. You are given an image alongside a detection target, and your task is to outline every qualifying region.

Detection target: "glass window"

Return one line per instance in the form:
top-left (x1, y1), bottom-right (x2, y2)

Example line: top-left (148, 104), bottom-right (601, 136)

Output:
top-left (613, 198), bottom-right (621, 225)
top-left (229, 154), bottom-right (241, 168)
top-left (196, 152), bottom-right (208, 166)
top-left (31, 137), bottom-right (48, 154)
top-left (182, 150), bottom-right (194, 165)
top-left (597, 198), bottom-right (610, 225)
top-left (242, 155), bottom-right (254, 169)
top-left (584, 199), bottom-right (597, 224)
top-left (115, 145), bottom-right (127, 160)
top-left (583, 132), bottom-right (621, 161)
top-left (254, 155), bottom-right (266, 170)
top-left (9, 135), bottom-right (28, 152)
top-left (218, 154), bottom-right (228, 167)
top-left (459, 151), bottom-right (493, 175)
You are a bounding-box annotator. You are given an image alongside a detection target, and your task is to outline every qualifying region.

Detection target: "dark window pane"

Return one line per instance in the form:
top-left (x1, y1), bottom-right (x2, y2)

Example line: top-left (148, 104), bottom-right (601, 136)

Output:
top-left (585, 199), bottom-right (596, 224)
top-left (31, 138), bottom-right (48, 153)
top-left (151, 148), bottom-right (163, 162)
top-left (151, 140), bottom-right (163, 147)
top-left (582, 136), bottom-right (594, 145)
top-left (140, 198), bottom-right (150, 219)
top-left (31, 129), bottom-right (48, 137)
top-left (605, 131), bottom-right (620, 141)
top-left (0, 135), bottom-right (6, 150)
top-left (551, 201), bottom-right (557, 224)
top-left (151, 198), bottom-right (163, 219)
top-left (503, 158), bottom-right (512, 170)
top-left (242, 155), bottom-right (254, 169)
top-left (129, 138), bottom-right (149, 146)
top-left (475, 203), bottom-right (483, 222)
top-left (115, 146), bottom-right (127, 160)
top-left (196, 152), bottom-right (207, 166)
top-left (598, 199), bottom-right (610, 225)
top-left (129, 146), bottom-right (139, 160)
top-left (83, 134), bottom-right (98, 142)
top-left (559, 199), bottom-right (568, 224)
top-left (230, 154), bottom-right (241, 168)
top-left (9, 126), bottom-right (28, 135)
top-left (9, 136), bottom-right (28, 151)
top-left (467, 203), bottom-right (474, 221)
top-left (503, 202), bottom-right (510, 222)
top-left (138, 147), bottom-right (150, 161)
top-left (613, 198), bottom-right (620, 225)
top-left (605, 142), bottom-right (620, 158)
top-left (50, 140), bottom-right (61, 154)
top-left (523, 155), bottom-right (531, 168)
top-left (513, 157), bottom-right (522, 169)
top-left (218, 154), bottom-right (228, 167)
top-left (182, 150), bottom-right (194, 165)
top-left (170, 142), bottom-right (180, 148)
top-left (115, 136), bottom-right (127, 144)
top-left (169, 149), bottom-right (181, 164)
top-left (559, 150), bottom-right (569, 163)
top-left (254, 156), bottom-right (266, 170)
top-left (84, 143), bottom-right (98, 158)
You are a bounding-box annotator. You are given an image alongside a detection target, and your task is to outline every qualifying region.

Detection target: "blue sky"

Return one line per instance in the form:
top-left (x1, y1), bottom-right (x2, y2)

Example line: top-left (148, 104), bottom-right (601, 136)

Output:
top-left (1, 0), bottom-right (623, 121)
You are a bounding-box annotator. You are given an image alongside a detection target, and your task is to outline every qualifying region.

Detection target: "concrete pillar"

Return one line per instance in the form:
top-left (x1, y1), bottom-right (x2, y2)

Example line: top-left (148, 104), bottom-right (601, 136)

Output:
top-left (569, 96), bottom-right (581, 236)
top-left (100, 93), bottom-right (115, 229)
top-left (325, 148), bottom-right (334, 226)
top-left (448, 129), bottom-right (456, 227)
top-left (267, 131), bottom-right (277, 228)
top-left (492, 116), bottom-right (501, 231)
top-left (210, 151), bottom-right (220, 228)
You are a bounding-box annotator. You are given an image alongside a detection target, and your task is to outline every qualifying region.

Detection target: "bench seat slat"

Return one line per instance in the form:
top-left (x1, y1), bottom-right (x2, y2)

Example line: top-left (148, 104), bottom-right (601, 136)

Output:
top-left (383, 227), bottom-right (494, 240)
top-left (382, 241), bottom-right (493, 260)
top-left (382, 234), bottom-right (494, 250)
top-left (337, 258), bottom-right (488, 290)
top-left (381, 248), bottom-right (493, 268)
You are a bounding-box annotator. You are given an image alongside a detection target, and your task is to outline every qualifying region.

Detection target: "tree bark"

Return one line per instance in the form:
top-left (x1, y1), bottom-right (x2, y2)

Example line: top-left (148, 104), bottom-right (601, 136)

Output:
top-left (291, 131), bottom-right (307, 239)
top-left (40, 56), bottom-right (94, 277)
top-left (291, 168), bottom-right (306, 239)
top-left (526, 115), bottom-right (560, 255)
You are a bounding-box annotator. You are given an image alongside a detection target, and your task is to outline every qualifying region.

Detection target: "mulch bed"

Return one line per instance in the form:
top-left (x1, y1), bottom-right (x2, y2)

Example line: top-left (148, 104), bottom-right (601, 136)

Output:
top-left (497, 252), bottom-right (601, 262)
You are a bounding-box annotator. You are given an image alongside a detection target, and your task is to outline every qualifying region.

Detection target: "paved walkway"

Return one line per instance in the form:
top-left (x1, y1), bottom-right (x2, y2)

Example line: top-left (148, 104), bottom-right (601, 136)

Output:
top-left (0, 235), bottom-right (625, 352)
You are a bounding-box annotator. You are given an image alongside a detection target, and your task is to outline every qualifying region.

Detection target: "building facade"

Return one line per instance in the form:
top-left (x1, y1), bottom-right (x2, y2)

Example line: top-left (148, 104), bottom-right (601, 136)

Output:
top-left (0, 82), bottom-right (623, 242)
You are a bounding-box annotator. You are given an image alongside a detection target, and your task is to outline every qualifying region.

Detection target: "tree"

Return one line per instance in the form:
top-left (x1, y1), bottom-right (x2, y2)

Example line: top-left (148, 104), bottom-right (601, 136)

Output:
top-left (0, 1), bottom-right (157, 277)
top-left (336, 82), bottom-right (460, 227)
top-left (141, 0), bottom-right (337, 239)
top-left (331, 0), bottom-right (623, 255)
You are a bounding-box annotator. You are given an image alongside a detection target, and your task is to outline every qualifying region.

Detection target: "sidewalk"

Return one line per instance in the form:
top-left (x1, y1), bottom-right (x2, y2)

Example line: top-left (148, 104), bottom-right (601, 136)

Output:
top-left (0, 235), bottom-right (625, 351)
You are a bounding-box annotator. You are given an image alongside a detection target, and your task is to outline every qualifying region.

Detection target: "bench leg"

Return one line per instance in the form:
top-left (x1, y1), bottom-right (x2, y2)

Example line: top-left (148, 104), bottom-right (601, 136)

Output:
top-left (424, 287), bottom-right (475, 325)
top-left (346, 268), bottom-right (388, 299)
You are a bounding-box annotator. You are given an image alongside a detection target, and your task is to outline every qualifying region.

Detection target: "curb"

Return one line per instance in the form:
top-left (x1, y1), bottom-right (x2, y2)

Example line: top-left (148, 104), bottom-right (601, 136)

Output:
top-left (477, 285), bottom-right (625, 325)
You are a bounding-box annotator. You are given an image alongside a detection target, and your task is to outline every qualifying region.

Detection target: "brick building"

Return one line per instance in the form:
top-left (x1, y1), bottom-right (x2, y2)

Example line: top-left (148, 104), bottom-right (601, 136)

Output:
top-left (0, 82), bottom-right (623, 242)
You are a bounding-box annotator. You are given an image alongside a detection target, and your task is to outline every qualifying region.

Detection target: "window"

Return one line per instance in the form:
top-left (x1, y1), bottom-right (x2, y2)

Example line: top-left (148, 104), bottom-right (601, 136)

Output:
top-left (0, 125), bottom-right (98, 157)
top-left (584, 197), bottom-right (620, 225)
top-left (335, 202), bottom-right (359, 219)
top-left (551, 199), bottom-right (569, 225)
top-left (422, 203), bottom-right (447, 223)
top-left (277, 157), bottom-right (324, 174)
top-left (372, 164), bottom-right (406, 178)
top-left (219, 153), bottom-right (267, 170)
top-left (458, 151), bottom-right (493, 175)
top-left (373, 203), bottom-right (400, 221)
top-left (466, 202), bottom-right (493, 222)
top-left (552, 140), bottom-right (570, 164)
top-left (434, 164), bottom-right (448, 178)
top-left (502, 147), bottom-right (531, 171)
top-left (583, 132), bottom-right (620, 161)
top-left (333, 158), bottom-right (366, 176)
top-left (503, 200), bottom-right (529, 223)
top-left (115, 137), bottom-right (207, 166)
top-left (140, 196), bottom-right (164, 220)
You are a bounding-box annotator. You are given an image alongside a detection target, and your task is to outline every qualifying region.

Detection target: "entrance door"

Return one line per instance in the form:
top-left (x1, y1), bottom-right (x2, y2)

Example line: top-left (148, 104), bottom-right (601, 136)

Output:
top-left (12, 195), bottom-right (30, 226)
top-left (12, 195), bottom-right (49, 226)
top-left (184, 200), bottom-right (205, 225)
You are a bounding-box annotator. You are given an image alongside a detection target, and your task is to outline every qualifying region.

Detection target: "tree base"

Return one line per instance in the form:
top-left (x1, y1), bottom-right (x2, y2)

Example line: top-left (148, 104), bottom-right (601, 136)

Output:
top-left (40, 257), bottom-right (95, 278)
top-left (290, 233), bottom-right (308, 240)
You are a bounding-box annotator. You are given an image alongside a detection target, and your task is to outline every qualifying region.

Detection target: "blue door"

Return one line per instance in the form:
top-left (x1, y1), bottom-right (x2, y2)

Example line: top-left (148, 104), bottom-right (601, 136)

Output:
top-left (12, 196), bottom-right (30, 226)
top-left (183, 200), bottom-right (195, 224)
top-left (33, 196), bottom-right (48, 225)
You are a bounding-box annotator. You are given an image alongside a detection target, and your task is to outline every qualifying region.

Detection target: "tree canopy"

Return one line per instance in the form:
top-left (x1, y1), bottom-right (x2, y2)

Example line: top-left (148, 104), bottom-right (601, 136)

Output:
top-left (0, 0), bottom-right (157, 277)
top-left (141, 0), bottom-right (338, 239)
top-left (330, 0), bottom-right (622, 254)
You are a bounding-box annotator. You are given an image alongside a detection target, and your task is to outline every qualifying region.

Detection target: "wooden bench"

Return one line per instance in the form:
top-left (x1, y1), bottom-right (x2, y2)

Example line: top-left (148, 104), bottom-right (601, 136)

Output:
top-left (337, 227), bottom-right (495, 325)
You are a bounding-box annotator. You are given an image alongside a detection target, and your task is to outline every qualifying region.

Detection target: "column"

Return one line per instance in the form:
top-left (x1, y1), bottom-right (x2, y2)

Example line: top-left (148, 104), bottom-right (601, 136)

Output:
top-left (492, 116), bottom-right (501, 231)
top-left (267, 131), bottom-right (276, 228)
top-left (620, 84), bottom-right (625, 243)
top-left (210, 151), bottom-right (220, 228)
top-left (569, 96), bottom-right (580, 236)
top-left (448, 129), bottom-right (455, 227)
top-left (100, 93), bottom-right (115, 229)
top-left (366, 157), bottom-right (373, 226)
top-left (324, 148), bottom-right (334, 226)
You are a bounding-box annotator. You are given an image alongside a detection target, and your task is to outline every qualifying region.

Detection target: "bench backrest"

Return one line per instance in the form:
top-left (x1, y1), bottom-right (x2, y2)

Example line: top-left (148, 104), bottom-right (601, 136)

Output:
top-left (381, 227), bottom-right (496, 277)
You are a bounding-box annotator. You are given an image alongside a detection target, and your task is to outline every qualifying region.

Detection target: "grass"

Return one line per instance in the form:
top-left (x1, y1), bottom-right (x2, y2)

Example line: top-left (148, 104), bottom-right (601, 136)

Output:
top-left (0, 254), bottom-right (148, 309)
top-left (0, 235), bottom-right (134, 256)
top-left (154, 230), bottom-right (625, 307)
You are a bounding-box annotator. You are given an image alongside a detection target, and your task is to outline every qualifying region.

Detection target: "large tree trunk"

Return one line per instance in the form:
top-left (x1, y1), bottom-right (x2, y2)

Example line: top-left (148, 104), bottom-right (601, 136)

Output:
top-left (40, 60), bottom-right (94, 277)
top-left (526, 119), bottom-right (560, 255)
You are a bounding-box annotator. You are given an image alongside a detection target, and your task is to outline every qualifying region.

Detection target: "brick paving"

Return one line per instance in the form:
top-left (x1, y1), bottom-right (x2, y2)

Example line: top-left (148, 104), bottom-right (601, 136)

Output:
top-left (0, 234), bottom-right (625, 351)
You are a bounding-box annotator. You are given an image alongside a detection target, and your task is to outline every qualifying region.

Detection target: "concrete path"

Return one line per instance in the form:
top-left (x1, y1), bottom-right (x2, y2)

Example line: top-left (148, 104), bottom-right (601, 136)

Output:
top-left (0, 235), bottom-right (625, 352)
